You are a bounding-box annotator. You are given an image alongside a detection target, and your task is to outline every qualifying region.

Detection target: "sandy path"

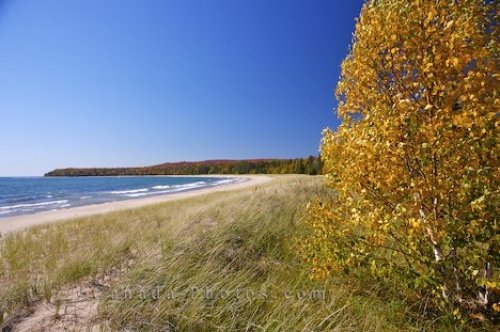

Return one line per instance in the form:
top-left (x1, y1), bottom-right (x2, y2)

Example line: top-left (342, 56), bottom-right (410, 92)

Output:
top-left (0, 175), bottom-right (272, 235)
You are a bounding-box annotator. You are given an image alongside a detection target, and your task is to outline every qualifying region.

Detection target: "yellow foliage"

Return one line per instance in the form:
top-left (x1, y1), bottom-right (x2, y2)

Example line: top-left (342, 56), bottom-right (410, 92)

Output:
top-left (300, 0), bottom-right (499, 319)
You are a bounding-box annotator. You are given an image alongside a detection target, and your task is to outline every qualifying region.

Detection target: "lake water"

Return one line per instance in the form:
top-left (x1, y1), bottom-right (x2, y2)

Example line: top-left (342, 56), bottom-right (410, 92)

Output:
top-left (0, 176), bottom-right (238, 218)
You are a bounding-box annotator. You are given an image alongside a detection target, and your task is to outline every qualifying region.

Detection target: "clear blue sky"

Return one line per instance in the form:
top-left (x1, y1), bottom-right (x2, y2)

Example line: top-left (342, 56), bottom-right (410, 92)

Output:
top-left (0, 0), bottom-right (364, 176)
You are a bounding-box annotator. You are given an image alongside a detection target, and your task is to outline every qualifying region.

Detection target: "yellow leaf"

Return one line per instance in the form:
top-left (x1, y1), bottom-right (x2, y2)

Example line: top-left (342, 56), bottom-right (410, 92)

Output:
top-left (447, 57), bottom-right (460, 69)
top-left (426, 10), bottom-right (436, 23)
top-left (399, 99), bottom-right (411, 109)
top-left (409, 218), bottom-right (420, 229)
top-left (424, 62), bottom-right (433, 72)
top-left (444, 20), bottom-right (454, 30)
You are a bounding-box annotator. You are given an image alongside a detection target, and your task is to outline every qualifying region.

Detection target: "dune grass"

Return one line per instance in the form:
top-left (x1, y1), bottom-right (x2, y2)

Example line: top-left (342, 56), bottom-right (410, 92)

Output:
top-left (0, 176), bottom-right (479, 331)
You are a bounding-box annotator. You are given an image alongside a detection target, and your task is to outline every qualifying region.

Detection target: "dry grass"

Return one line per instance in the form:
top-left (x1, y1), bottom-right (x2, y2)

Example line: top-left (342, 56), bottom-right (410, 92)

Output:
top-left (0, 176), bottom-right (470, 331)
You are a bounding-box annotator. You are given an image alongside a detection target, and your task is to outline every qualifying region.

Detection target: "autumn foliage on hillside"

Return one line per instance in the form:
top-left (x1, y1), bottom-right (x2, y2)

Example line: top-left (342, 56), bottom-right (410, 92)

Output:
top-left (45, 157), bottom-right (323, 176)
top-left (300, 0), bottom-right (498, 323)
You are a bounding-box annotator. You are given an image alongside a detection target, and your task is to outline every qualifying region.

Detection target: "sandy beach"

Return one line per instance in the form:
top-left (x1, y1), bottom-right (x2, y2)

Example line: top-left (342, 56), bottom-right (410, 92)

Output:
top-left (0, 175), bottom-right (272, 235)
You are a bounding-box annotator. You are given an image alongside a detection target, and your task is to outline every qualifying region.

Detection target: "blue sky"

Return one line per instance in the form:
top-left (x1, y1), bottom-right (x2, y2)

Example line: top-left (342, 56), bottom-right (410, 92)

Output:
top-left (0, 0), bottom-right (364, 176)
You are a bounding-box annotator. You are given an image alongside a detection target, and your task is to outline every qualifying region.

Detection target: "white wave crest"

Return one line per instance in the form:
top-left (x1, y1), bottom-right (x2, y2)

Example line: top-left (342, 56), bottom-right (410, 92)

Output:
top-left (125, 193), bottom-right (150, 198)
top-left (171, 181), bottom-right (206, 189)
top-left (109, 188), bottom-right (149, 195)
top-left (0, 200), bottom-right (69, 211)
top-left (214, 179), bottom-right (235, 185)
top-left (124, 181), bottom-right (208, 198)
top-left (152, 185), bottom-right (171, 190)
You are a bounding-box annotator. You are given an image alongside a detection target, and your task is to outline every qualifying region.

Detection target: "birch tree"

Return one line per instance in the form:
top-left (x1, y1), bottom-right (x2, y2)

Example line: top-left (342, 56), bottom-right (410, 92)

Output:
top-left (301, 0), bottom-right (499, 320)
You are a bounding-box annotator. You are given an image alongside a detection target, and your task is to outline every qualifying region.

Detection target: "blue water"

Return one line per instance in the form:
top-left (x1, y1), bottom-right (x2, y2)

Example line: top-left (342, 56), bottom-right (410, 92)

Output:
top-left (0, 176), bottom-right (238, 218)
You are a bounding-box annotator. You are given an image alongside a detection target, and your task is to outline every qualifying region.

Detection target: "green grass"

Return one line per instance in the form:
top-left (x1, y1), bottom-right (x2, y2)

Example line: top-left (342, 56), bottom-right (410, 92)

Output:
top-left (0, 176), bottom-right (479, 331)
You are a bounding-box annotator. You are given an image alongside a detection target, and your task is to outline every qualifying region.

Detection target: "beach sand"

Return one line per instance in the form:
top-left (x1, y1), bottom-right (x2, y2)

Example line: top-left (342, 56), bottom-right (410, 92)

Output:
top-left (0, 175), bottom-right (272, 235)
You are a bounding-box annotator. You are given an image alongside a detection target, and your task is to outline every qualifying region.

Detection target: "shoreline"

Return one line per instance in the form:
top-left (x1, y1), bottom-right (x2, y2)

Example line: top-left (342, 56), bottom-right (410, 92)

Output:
top-left (0, 175), bottom-right (272, 235)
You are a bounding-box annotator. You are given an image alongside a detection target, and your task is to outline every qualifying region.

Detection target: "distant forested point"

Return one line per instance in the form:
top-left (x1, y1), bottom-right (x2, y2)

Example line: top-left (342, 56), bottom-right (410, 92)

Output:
top-left (44, 157), bottom-right (323, 176)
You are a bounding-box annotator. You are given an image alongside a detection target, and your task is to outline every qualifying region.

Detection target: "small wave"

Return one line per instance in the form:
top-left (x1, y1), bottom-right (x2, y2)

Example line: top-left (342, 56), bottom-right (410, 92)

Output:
top-left (214, 179), bottom-right (235, 185)
top-left (152, 185), bottom-right (171, 190)
top-left (128, 189), bottom-right (177, 197)
top-left (109, 188), bottom-right (149, 195)
top-left (124, 181), bottom-right (208, 198)
top-left (159, 182), bottom-right (207, 193)
top-left (125, 193), bottom-right (150, 198)
top-left (80, 195), bottom-right (91, 200)
top-left (0, 200), bottom-right (69, 211)
top-left (171, 181), bottom-right (206, 189)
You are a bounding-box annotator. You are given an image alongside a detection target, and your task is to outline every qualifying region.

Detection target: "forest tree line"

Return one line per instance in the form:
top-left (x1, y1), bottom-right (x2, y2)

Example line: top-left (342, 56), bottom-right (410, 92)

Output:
top-left (44, 157), bottom-right (323, 176)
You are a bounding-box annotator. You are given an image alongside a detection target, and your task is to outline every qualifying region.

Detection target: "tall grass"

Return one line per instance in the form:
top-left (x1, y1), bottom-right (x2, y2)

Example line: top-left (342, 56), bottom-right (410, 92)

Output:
top-left (0, 176), bottom-right (468, 330)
